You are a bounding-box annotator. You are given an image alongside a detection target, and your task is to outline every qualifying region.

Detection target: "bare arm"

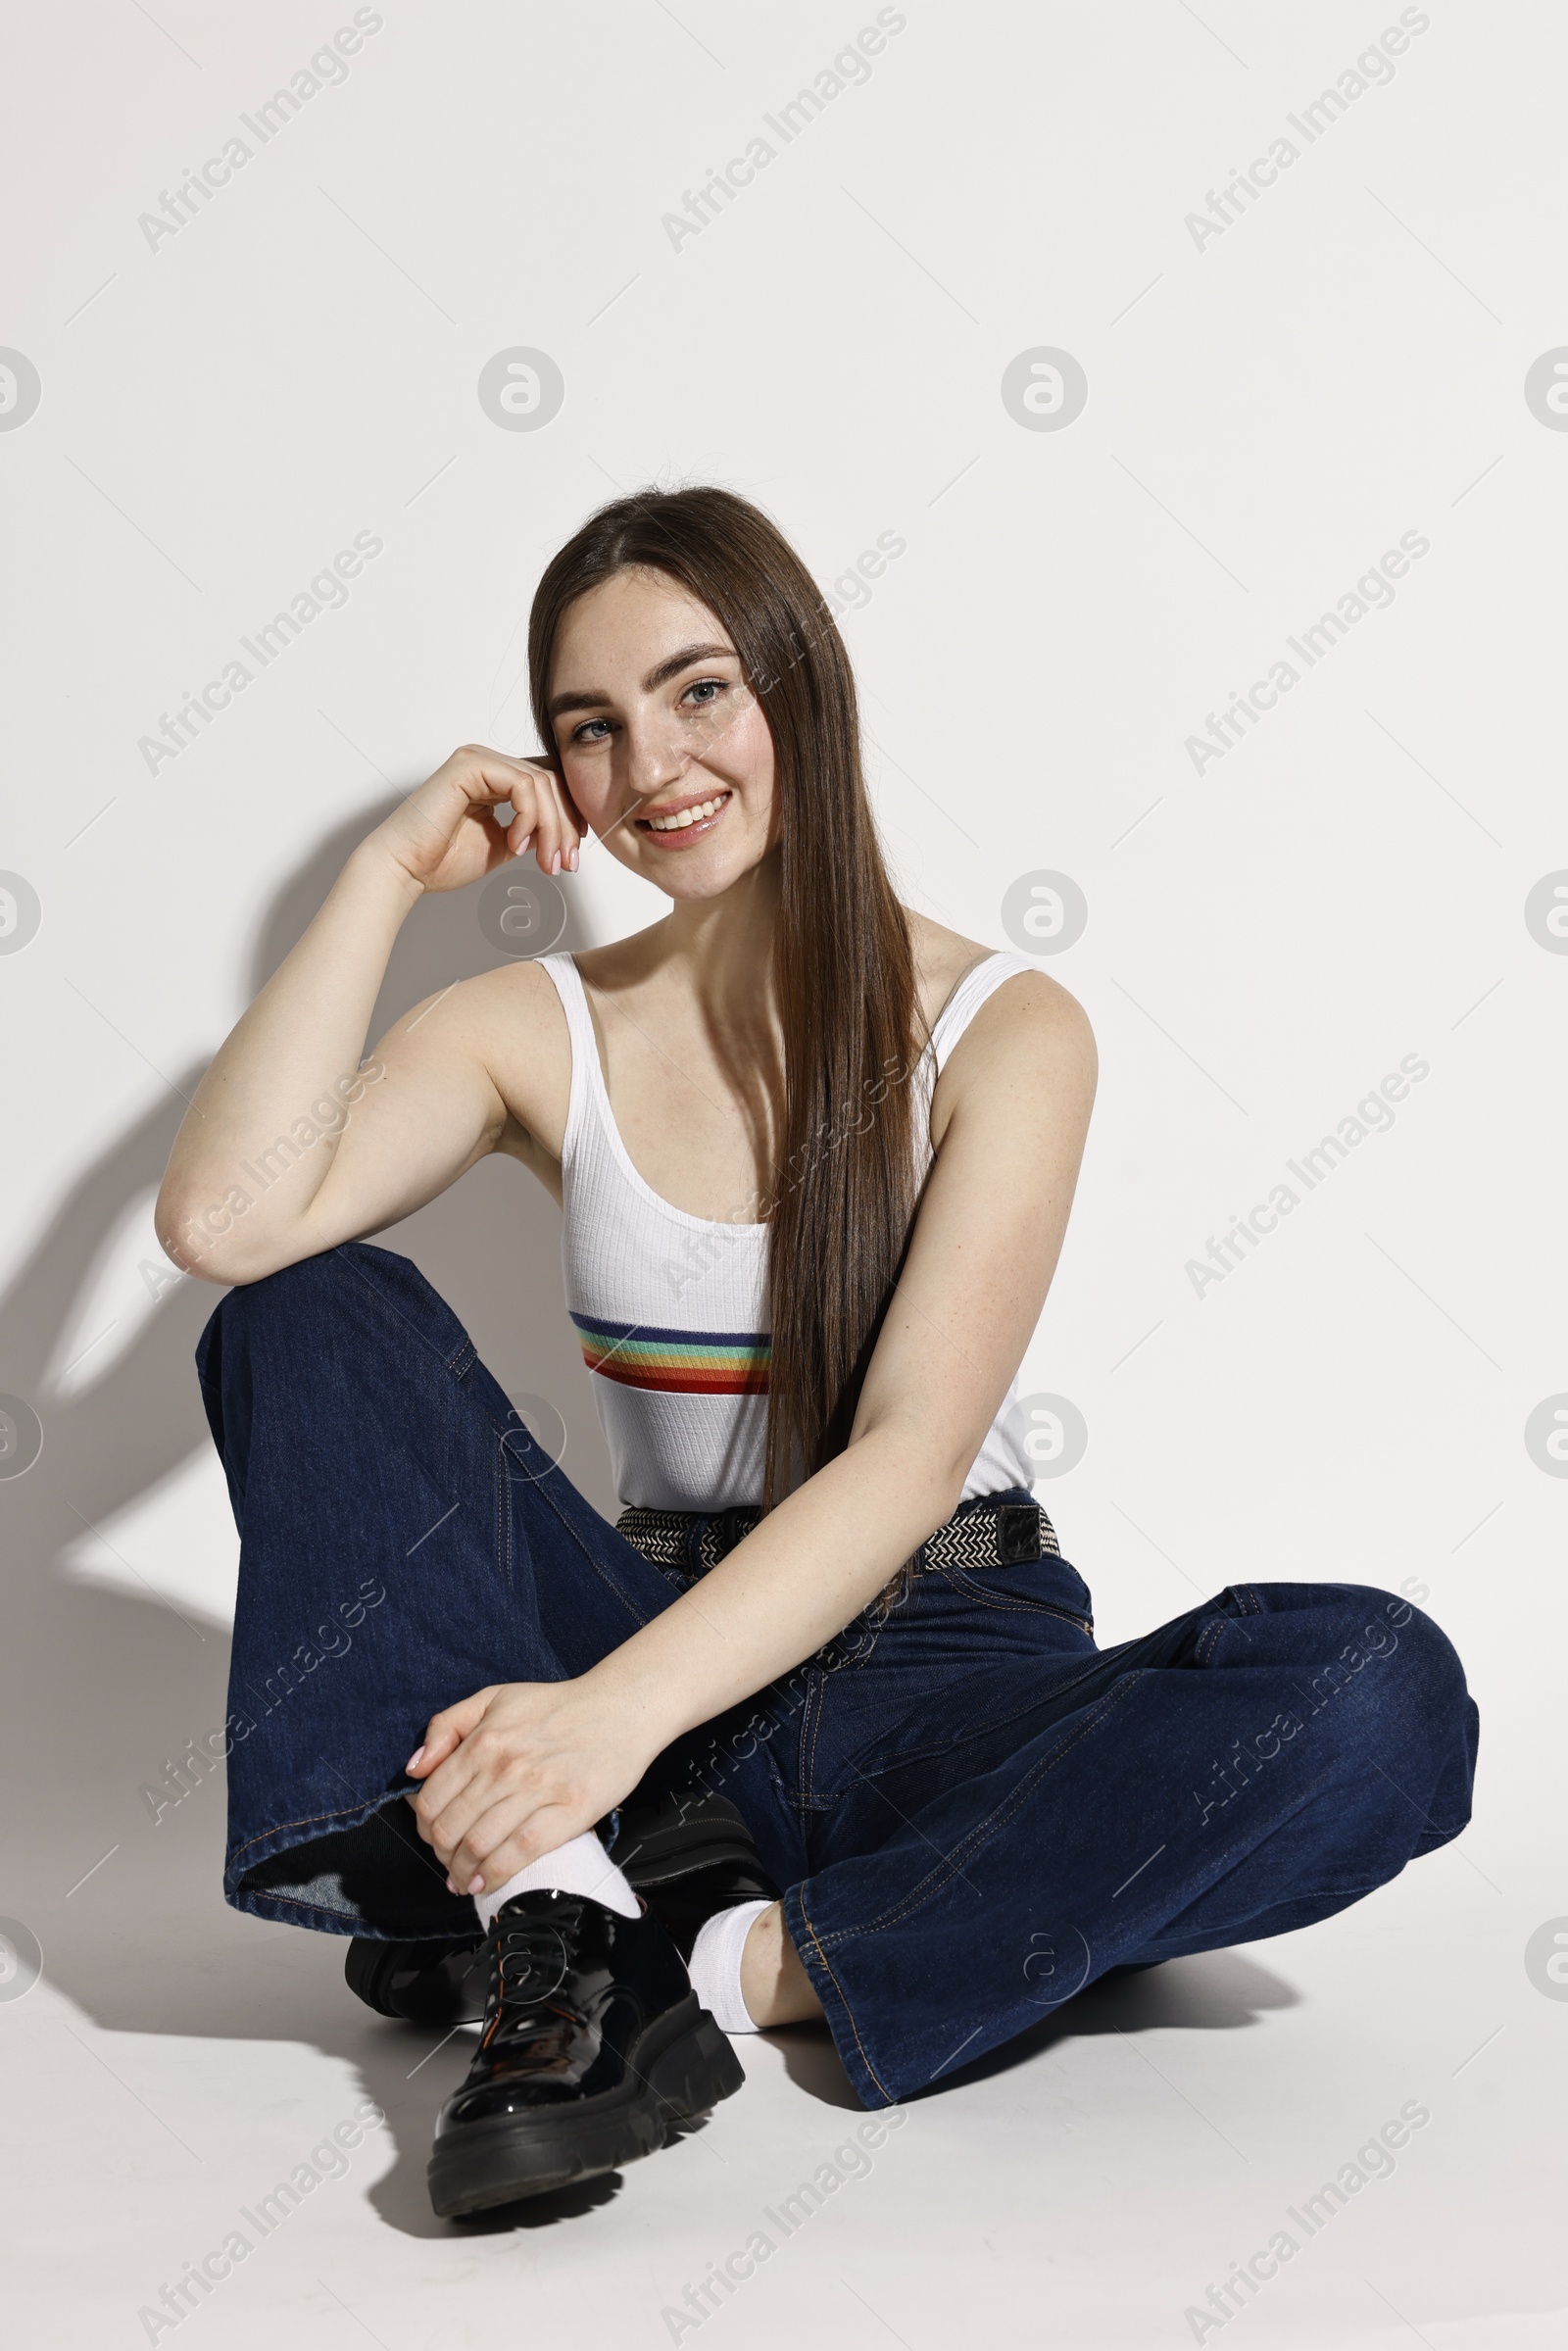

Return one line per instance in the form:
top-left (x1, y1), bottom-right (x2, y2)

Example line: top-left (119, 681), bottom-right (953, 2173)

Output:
top-left (155, 746), bottom-right (583, 1283)
top-left (413, 968), bottom-right (1099, 1893)
top-left (611, 970), bottom-right (1098, 1714)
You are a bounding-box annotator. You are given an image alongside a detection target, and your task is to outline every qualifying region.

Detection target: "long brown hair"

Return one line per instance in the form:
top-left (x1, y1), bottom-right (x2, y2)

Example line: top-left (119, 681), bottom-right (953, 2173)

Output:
top-left (527, 486), bottom-right (922, 1505)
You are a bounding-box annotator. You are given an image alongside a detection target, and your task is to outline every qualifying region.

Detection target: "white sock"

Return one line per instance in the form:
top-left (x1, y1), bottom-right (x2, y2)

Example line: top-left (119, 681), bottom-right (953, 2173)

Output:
top-left (687, 1898), bottom-right (771, 2035)
top-left (471, 1832), bottom-right (640, 1932)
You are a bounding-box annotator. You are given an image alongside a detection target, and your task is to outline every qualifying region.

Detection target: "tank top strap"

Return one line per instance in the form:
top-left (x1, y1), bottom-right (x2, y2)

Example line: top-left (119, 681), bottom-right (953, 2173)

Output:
top-left (928, 950), bottom-right (1039, 1075)
top-left (536, 952), bottom-right (606, 1167)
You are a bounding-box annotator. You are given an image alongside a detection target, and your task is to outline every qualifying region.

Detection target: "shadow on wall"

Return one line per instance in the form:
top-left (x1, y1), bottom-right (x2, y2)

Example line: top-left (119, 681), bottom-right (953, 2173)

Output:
top-left (0, 801), bottom-right (612, 2046)
top-left (0, 807), bottom-right (1301, 2233)
top-left (252, 797), bottom-right (611, 1517)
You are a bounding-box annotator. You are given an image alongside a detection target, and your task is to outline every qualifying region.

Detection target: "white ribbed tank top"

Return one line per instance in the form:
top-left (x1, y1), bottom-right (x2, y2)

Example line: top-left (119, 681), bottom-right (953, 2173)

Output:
top-left (537, 949), bottom-right (1042, 1511)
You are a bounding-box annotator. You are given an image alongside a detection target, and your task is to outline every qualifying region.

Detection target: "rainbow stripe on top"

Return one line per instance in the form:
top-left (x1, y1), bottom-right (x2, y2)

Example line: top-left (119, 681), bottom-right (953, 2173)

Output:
top-left (570, 1312), bottom-right (770, 1396)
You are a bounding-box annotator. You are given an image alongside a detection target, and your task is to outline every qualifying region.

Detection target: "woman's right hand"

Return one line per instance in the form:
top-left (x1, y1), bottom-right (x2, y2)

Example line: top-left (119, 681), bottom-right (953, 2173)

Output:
top-left (367, 743), bottom-right (585, 897)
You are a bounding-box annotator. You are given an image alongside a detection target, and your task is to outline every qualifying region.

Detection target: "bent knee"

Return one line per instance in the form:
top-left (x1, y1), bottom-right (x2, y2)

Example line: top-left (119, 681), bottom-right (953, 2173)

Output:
top-left (214, 1241), bottom-right (465, 1375)
top-left (215, 1244), bottom-right (353, 1326)
top-left (1348, 1586), bottom-right (1468, 1699)
top-left (1317, 1588), bottom-right (1475, 1764)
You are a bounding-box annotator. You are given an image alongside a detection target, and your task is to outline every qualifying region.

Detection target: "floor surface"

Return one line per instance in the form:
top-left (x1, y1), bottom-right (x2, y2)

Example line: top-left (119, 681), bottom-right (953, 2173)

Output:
top-left (4, 1790), bottom-right (1558, 2349)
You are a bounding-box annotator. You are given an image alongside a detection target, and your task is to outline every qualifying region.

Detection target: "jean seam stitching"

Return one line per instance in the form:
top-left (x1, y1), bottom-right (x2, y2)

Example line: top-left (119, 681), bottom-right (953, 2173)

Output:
top-left (807, 1671), bottom-right (828, 1809)
top-left (810, 1651), bottom-right (1115, 1797)
top-left (498, 1434), bottom-right (514, 1592)
top-left (936, 1564), bottom-right (1092, 1631)
top-left (334, 1243), bottom-right (467, 1369)
top-left (531, 1471), bottom-right (664, 1632)
top-left (231, 1889), bottom-right (425, 1934)
top-left (797, 1676), bottom-right (823, 1837)
top-left (800, 1680), bottom-right (818, 1817)
top-left (810, 1674), bottom-right (1147, 1944)
top-left (229, 1794), bottom-right (389, 1864)
top-left (796, 1890), bottom-right (895, 2104)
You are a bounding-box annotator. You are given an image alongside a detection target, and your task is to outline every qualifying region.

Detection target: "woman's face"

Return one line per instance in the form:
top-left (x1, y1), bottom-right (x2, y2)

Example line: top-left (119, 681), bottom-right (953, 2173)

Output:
top-left (546, 566), bottom-right (778, 896)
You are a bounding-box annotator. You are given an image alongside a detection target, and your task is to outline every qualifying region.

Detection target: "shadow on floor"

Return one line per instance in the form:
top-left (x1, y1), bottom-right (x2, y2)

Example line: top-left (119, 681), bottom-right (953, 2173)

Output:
top-left (762, 1946), bottom-right (1300, 2117)
top-left (4, 797), bottom-right (1303, 2239)
top-left (315, 1945), bottom-right (1304, 2232)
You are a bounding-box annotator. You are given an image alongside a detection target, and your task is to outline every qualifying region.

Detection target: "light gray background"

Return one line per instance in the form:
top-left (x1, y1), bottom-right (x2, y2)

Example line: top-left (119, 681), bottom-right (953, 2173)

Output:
top-left (1, 3), bottom-right (1561, 2344)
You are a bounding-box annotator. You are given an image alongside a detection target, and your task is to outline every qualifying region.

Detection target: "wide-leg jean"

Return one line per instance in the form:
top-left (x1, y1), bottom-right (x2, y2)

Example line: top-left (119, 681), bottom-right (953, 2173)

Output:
top-left (197, 1244), bottom-right (1479, 2110)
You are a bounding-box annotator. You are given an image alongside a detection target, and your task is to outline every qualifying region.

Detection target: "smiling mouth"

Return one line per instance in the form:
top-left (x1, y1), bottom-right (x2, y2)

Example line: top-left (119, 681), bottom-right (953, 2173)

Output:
top-left (635, 788), bottom-right (733, 844)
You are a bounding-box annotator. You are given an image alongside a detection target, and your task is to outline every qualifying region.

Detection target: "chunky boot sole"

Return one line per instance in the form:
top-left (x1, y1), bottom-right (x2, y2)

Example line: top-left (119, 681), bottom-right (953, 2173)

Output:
top-left (427, 1994), bottom-right (745, 2220)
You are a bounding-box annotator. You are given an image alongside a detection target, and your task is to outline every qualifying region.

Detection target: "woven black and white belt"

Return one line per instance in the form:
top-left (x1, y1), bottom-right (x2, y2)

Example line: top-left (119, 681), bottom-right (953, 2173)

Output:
top-left (615, 1494), bottom-right (1060, 1581)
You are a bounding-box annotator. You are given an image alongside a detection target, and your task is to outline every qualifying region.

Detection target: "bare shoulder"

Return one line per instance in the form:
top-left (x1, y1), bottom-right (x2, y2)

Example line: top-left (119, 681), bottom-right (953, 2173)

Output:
top-left (906, 907), bottom-right (1095, 1062)
top-left (909, 917), bottom-right (1095, 1151)
top-left (906, 908), bottom-right (992, 1025)
top-left (393, 954), bottom-right (568, 1048)
top-left (385, 955), bottom-right (573, 1151)
top-left (963, 963), bottom-right (1100, 1081)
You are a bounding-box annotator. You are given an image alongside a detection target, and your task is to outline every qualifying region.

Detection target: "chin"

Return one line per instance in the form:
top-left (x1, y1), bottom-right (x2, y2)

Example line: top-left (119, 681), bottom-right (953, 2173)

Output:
top-left (649, 853), bottom-right (761, 900)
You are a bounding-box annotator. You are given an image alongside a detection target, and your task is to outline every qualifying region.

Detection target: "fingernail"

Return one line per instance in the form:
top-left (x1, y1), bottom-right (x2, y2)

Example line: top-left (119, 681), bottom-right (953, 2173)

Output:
top-left (405, 1745), bottom-right (424, 1773)
top-left (567, 845), bottom-right (578, 872)
top-left (550, 850), bottom-right (562, 875)
top-left (466, 1874), bottom-right (485, 1895)
top-left (445, 1875), bottom-right (459, 1893)
top-left (516, 831), bottom-right (531, 856)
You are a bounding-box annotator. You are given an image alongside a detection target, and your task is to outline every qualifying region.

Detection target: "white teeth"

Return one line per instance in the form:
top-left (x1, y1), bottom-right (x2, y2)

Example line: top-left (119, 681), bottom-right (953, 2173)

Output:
top-left (648, 792), bottom-right (728, 832)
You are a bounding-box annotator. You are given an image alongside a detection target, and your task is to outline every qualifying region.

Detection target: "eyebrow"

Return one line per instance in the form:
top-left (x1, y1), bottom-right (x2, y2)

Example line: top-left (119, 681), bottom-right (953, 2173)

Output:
top-left (547, 641), bottom-right (737, 719)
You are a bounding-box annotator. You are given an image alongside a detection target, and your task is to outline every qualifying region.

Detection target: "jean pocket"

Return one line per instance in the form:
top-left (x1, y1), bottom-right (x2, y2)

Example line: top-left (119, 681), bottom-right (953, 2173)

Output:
top-left (813, 1605), bottom-right (887, 1675)
top-left (939, 1554), bottom-right (1094, 1635)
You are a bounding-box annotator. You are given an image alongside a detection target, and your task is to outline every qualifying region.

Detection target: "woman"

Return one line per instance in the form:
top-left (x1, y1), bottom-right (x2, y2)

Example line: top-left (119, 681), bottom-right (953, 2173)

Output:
top-left (157, 486), bottom-right (1477, 2221)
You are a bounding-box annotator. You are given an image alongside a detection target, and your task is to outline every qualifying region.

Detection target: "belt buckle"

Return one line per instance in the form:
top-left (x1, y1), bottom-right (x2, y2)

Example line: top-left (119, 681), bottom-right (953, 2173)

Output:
top-left (996, 1502), bottom-right (1042, 1565)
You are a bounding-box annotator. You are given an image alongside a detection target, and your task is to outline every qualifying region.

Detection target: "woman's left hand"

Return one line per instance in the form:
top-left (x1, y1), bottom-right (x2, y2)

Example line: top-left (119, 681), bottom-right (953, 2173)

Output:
top-left (405, 1677), bottom-right (653, 1897)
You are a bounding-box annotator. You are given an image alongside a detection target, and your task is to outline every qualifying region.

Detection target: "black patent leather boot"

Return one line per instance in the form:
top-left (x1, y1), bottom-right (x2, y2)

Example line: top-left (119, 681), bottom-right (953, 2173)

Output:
top-left (426, 1889), bottom-right (744, 2218)
top-left (349, 1787), bottom-right (775, 2026)
top-left (345, 1933), bottom-right (485, 2026)
top-left (609, 1784), bottom-right (778, 1959)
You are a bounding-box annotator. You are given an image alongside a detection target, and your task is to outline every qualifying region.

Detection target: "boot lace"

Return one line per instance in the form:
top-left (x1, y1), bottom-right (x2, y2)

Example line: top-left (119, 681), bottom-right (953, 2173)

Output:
top-left (483, 1897), bottom-right (588, 2037)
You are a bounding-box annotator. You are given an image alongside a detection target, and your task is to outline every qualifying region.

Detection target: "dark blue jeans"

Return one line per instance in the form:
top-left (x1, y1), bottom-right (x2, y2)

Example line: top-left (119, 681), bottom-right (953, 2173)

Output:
top-left (197, 1244), bottom-right (1478, 2109)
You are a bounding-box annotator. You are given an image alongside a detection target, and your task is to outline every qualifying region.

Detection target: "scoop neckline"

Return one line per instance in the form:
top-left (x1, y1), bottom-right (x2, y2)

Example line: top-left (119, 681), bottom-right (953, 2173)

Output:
top-left (558, 948), bottom-right (1007, 1238)
top-left (565, 962), bottom-right (771, 1237)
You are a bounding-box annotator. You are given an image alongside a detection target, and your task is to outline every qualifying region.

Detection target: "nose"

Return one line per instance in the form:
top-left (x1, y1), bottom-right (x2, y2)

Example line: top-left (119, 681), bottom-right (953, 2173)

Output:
top-left (622, 710), bottom-right (694, 800)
